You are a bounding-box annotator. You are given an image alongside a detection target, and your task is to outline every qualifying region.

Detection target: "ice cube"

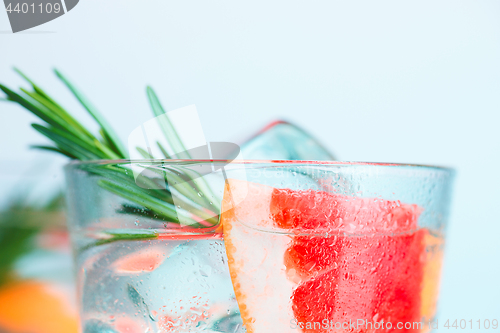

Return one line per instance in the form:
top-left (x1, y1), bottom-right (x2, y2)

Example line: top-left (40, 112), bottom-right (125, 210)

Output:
top-left (210, 313), bottom-right (247, 332)
top-left (239, 121), bottom-right (340, 192)
top-left (83, 319), bottom-right (118, 333)
top-left (240, 120), bottom-right (335, 161)
top-left (130, 239), bottom-right (242, 331)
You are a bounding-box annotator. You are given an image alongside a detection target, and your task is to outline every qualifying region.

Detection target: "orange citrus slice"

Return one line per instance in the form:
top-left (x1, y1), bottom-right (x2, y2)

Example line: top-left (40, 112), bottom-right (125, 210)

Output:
top-left (420, 232), bottom-right (445, 323)
top-left (0, 281), bottom-right (78, 333)
top-left (221, 179), bottom-right (294, 332)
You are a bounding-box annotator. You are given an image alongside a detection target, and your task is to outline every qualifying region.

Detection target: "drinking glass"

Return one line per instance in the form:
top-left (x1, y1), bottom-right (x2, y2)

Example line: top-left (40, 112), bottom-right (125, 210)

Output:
top-left (0, 201), bottom-right (78, 333)
top-left (64, 160), bottom-right (454, 333)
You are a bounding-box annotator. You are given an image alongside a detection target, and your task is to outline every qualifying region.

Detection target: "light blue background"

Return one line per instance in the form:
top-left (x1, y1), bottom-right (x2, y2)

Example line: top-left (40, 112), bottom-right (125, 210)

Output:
top-left (1, 0), bottom-right (499, 328)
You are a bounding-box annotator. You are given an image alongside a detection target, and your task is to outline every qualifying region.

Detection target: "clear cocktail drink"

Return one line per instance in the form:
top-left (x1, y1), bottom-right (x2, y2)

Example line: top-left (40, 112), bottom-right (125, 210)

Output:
top-left (74, 231), bottom-right (242, 332)
top-left (65, 161), bottom-right (453, 333)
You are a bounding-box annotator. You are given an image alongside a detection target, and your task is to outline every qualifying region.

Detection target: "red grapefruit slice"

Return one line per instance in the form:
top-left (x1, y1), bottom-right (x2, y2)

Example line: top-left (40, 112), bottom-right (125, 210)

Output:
top-left (221, 179), bottom-right (427, 333)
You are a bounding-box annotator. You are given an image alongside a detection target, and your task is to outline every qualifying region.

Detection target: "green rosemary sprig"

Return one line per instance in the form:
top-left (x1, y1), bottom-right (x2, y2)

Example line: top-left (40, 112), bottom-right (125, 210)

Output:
top-left (55, 69), bottom-right (128, 159)
top-left (0, 69), bottom-right (220, 248)
top-left (0, 69), bottom-right (124, 160)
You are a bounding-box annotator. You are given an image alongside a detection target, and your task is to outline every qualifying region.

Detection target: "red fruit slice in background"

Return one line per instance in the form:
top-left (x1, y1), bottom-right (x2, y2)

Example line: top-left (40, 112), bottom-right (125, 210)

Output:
top-left (114, 247), bottom-right (165, 274)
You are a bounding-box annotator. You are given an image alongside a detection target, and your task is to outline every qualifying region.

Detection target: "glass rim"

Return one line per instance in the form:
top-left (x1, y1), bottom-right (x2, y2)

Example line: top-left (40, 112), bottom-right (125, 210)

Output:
top-left (65, 159), bottom-right (454, 173)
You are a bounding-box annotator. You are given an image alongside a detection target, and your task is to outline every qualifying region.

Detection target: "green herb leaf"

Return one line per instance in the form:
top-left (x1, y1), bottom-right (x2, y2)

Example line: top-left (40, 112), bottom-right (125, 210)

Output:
top-left (146, 87), bottom-right (190, 159)
top-left (15, 68), bottom-right (96, 141)
top-left (31, 124), bottom-right (104, 160)
top-left (97, 179), bottom-right (180, 222)
top-left (157, 141), bottom-right (170, 159)
top-left (30, 145), bottom-right (78, 159)
top-left (55, 69), bottom-right (128, 159)
top-left (0, 84), bottom-right (72, 133)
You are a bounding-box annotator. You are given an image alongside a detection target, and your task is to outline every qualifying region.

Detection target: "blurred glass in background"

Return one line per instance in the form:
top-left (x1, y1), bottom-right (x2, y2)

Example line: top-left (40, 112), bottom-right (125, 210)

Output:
top-left (0, 161), bottom-right (77, 333)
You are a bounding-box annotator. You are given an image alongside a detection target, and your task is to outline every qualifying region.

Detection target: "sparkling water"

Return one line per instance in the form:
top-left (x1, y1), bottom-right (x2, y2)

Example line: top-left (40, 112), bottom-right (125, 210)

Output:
top-left (74, 232), bottom-right (244, 333)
